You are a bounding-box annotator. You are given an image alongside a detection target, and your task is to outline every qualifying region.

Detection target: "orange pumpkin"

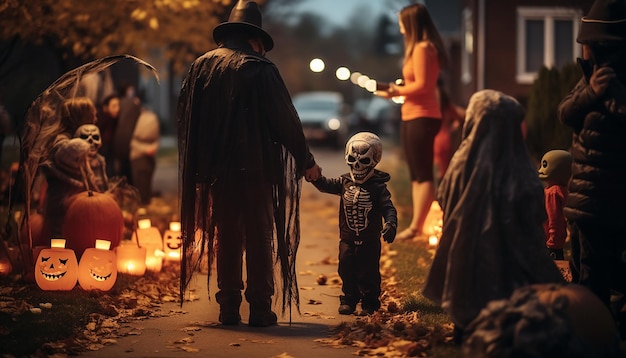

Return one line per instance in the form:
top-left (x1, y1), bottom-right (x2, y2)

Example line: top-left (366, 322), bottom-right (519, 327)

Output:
top-left (62, 191), bottom-right (124, 259)
top-left (20, 212), bottom-right (49, 249)
top-left (533, 283), bottom-right (617, 353)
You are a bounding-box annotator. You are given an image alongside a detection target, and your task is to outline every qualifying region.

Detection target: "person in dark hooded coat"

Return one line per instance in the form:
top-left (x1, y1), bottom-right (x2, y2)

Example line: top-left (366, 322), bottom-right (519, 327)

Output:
top-left (422, 89), bottom-right (564, 343)
top-left (557, 0), bottom-right (626, 336)
top-left (176, 0), bottom-right (321, 327)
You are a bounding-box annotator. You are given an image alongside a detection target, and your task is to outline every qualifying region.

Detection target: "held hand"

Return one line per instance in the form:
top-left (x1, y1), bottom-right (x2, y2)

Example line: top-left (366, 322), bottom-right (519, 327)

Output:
top-left (374, 90), bottom-right (392, 99)
top-left (374, 82), bottom-right (396, 99)
top-left (381, 222), bottom-right (397, 243)
top-left (590, 65), bottom-right (616, 97)
top-left (305, 164), bottom-right (322, 182)
top-left (387, 83), bottom-right (402, 97)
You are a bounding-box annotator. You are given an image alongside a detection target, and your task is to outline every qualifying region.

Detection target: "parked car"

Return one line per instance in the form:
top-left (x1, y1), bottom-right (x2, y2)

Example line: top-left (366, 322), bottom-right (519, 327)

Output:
top-left (348, 96), bottom-right (401, 139)
top-left (293, 91), bottom-right (350, 148)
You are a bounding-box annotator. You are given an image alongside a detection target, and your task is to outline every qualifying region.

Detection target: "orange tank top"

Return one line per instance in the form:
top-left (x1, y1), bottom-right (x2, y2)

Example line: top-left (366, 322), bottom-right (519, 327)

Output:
top-left (396, 41), bottom-right (441, 121)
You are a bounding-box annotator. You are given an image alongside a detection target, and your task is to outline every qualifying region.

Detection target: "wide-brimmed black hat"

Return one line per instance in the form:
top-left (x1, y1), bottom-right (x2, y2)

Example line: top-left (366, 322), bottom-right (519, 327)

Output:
top-left (213, 0), bottom-right (274, 51)
top-left (577, 0), bottom-right (626, 43)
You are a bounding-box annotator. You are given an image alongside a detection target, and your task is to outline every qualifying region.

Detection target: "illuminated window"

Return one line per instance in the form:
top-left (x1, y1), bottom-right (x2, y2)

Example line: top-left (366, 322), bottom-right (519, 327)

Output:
top-left (516, 7), bottom-right (582, 84)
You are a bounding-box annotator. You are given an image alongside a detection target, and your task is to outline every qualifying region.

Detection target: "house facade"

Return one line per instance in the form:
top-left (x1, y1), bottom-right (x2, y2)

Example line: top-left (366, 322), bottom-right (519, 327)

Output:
top-left (456, 0), bottom-right (595, 105)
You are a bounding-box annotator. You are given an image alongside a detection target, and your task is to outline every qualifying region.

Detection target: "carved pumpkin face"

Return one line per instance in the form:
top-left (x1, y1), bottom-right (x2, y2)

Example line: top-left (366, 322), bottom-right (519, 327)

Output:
top-left (78, 240), bottom-right (117, 291)
top-left (35, 239), bottom-right (78, 291)
top-left (163, 222), bottom-right (182, 261)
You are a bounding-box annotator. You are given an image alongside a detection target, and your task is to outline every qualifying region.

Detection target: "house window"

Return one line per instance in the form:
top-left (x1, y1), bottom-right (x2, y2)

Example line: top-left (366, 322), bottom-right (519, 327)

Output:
top-left (516, 7), bottom-right (582, 84)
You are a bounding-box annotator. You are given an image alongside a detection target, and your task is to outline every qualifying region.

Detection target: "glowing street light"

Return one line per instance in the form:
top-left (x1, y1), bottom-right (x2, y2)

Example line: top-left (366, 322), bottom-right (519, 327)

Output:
top-left (335, 67), bottom-right (351, 81)
top-left (350, 72), bottom-right (362, 85)
top-left (309, 58), bottom-right (325, 73)
top-left (357, 74), bottom-right (370, 88)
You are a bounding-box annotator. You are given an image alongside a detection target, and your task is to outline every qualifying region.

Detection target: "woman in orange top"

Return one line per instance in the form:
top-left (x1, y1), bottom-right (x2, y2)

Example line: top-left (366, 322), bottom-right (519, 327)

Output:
top-left (376, 3), bottom-right (447, 240)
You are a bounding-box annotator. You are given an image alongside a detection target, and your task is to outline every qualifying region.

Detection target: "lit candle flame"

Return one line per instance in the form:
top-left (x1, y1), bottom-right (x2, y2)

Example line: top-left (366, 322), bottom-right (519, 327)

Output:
top-left (125, 262), bottom-right (136, 273)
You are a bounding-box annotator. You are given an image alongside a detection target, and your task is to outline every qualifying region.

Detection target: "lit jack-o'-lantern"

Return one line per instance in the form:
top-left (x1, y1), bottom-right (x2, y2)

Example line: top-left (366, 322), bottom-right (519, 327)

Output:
top-left (163, 221), bottom-right (182, 262)
top-left (116, 241), bottom-right (147, 276)
top-left (78, 239), bottom-right (117, 291)
top-left (132, 219), bottom-right (163, 272)
top-left (35, 238), bottom-right (78, 291)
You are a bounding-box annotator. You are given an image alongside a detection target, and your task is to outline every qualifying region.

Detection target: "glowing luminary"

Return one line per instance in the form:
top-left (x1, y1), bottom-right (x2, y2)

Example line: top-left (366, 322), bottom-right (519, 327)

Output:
top-left (78, 239), bottom-right (117, 291)
top-left (428, 235), bottom-right (439, 247)
top-left (132, 219), bottom-right (163, 272)
top-left (163, 221), bottom-right (182, 262)
top-left (133, 219), bottom-right (163, 248)
top-left (116, 242), bottom-right (147, 276)
top-left (145, 247), bottom-right (165, 272)
top-left (35, 238), bottom-right (78, 291)
top-left (422, 201), bottom-right (443, 236)
top-left (0, 253), bottom-right (12, 277)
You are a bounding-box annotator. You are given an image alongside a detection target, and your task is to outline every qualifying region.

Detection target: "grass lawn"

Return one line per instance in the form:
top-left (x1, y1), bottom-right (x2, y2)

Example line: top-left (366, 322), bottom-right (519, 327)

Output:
top-left (378, 143), bottom-right (462, 357)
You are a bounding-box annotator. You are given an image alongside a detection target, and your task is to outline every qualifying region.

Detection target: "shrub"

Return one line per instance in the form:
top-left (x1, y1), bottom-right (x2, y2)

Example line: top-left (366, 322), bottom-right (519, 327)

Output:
top-left (525, 63), bottom-right (582, 162)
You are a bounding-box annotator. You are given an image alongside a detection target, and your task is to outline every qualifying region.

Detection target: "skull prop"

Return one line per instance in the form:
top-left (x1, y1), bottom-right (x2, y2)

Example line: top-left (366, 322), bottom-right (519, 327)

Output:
top-left (345, 132), bottom-right (382, 184)
top-left (74, 124), bottom-right (102, 157)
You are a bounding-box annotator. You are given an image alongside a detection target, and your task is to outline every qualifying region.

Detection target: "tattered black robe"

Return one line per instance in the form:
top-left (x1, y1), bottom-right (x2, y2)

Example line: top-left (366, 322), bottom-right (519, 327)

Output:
top-left (176, 41), bottom-right (314, 314)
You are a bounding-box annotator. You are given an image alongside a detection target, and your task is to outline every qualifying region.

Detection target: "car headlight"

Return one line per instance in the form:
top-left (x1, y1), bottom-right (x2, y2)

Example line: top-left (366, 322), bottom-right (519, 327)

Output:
top-left (327, 118), bottom-right (341, 131)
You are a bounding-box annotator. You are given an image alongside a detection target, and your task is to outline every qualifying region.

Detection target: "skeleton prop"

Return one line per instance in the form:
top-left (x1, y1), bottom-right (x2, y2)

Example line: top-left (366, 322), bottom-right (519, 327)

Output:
top-left (18, 55), bottom-right (157, 263)
top-left (73, 124), bottom-right (108, 192)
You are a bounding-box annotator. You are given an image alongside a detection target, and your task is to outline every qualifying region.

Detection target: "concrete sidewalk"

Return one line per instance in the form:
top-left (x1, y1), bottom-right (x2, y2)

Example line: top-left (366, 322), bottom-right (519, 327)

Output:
top-left (80, 147), bottom-right (362, 357)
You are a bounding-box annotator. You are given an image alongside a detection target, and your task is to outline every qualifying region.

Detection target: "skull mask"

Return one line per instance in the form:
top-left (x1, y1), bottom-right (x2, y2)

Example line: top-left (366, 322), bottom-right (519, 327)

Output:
top-left (345, 132), bottom-right (382, 184)
top-left (538, 149), bottom-right (572, 186)
top-left (74, 124), bottom-right (102, 157)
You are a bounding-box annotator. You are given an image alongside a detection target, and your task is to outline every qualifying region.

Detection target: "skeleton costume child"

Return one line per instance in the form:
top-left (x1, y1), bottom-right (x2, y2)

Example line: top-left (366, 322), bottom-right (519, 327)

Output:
top-left (177, 0), bottom-right (316, 326)
top-left (312, 132), bottom-right (397, 315)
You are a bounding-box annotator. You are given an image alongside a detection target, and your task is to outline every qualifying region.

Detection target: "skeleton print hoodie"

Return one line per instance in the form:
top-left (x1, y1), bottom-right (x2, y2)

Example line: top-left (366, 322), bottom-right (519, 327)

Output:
top-left (312, 170), bottom-right (397, 242)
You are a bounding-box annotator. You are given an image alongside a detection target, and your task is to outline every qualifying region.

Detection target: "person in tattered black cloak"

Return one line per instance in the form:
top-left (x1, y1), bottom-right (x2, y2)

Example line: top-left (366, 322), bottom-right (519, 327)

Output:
top-left (422, 89), bottom-right (564, 343)
top-left (176, 0), bottom-right (321, 327)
